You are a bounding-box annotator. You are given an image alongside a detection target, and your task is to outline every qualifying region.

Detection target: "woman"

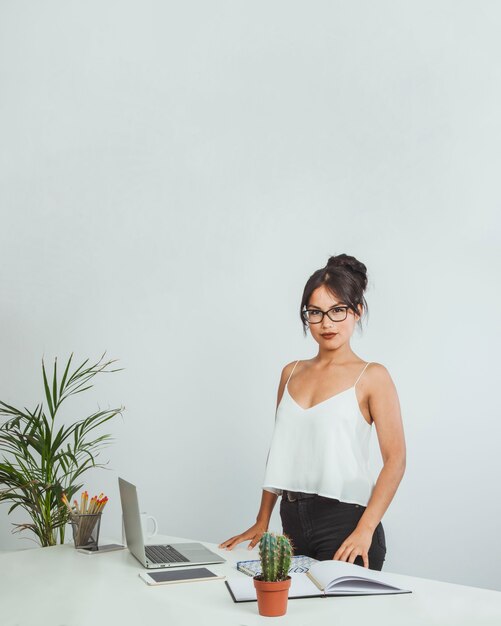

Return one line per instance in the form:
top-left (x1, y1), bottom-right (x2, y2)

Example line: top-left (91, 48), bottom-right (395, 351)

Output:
top-left (219, 253), bottom-right (406, 570)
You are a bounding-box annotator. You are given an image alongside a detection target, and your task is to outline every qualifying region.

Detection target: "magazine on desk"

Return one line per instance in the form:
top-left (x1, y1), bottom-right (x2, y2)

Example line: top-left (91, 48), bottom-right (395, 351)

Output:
top-left (225, 559), bottom-right (412, 602)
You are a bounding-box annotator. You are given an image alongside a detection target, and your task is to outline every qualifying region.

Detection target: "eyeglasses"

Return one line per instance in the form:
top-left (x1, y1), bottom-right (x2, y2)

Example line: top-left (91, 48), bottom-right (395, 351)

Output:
top-left (301, 306), bottom-right (349, 324)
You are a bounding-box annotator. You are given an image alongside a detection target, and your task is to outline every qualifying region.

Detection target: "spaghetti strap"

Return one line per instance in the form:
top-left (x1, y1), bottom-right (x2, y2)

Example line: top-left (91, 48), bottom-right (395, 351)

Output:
top-left (286, 360), bottom-right (301, 385)
top-left (354, 361), bottom-right (372, 387)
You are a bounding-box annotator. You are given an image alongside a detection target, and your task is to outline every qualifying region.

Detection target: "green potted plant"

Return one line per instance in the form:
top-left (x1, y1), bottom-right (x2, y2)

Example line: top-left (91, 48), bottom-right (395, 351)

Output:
top-left (0, 352), bottom-right (124, 547)
top-left (253, 531), bottom-right (294, 617)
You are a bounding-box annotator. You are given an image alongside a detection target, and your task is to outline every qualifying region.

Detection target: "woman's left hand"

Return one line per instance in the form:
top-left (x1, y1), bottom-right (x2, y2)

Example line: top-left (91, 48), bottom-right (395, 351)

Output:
top-left (332, 525), bottom-right (374, 568)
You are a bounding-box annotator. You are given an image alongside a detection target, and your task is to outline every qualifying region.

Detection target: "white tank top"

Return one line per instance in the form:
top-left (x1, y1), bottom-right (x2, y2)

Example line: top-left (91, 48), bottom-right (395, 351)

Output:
top-left (262, 360), bottom-right (375, 506)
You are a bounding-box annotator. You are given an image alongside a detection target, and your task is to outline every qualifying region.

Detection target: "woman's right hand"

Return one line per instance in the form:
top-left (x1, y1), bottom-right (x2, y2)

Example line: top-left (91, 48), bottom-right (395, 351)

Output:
top-left (218, 522), bottom-right (267, 551)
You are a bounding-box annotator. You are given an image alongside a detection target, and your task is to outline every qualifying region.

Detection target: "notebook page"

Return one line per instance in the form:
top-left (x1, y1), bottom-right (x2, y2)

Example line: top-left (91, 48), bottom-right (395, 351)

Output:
top-left (328, 579), bottom-right (403, 594)
top-left (309, 560), bottom-right (409, 593)
top-left (225, 576), bottom-right (257, 602)
top-left (289, 572), bottom-right (324, 597)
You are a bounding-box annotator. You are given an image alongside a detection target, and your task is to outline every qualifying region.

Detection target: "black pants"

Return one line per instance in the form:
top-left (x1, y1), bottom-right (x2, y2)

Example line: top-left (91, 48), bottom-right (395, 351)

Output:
top-left (280, 493), bottom-right (386, 571)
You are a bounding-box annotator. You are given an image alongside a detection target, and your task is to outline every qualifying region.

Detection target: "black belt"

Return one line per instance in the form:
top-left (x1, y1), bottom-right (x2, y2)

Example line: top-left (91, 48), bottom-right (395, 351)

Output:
top-left (283, 490), bottom-right (317, 502)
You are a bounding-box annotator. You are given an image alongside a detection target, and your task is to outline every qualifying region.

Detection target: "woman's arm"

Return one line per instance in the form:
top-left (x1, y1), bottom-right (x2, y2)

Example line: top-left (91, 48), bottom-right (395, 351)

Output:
top-left (356, 363), bottom-right (407, 533)
top-left (256, 489), bottom-right (279, 528)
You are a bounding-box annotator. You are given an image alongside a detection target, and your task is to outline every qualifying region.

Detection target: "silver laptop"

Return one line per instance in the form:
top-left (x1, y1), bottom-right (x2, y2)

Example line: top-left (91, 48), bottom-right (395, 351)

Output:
top-left (118, 477), bottom-right (226, 568)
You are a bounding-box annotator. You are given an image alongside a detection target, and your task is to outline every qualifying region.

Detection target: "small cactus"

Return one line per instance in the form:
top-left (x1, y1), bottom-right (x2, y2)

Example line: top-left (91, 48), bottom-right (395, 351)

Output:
top-left (258, 531), bottom-right (293, 582)
top-left (276, 534), bottom-right (293, 580)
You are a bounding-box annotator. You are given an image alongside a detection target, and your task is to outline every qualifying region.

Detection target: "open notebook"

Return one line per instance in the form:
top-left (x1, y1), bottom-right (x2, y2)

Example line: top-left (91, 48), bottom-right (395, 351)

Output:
top-left (225, 560), bottom-right (412, 602)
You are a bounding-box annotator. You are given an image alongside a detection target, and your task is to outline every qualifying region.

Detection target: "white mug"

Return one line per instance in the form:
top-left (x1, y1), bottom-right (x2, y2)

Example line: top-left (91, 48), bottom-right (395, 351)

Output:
top-left (140, 512), bottom-right (158, 538)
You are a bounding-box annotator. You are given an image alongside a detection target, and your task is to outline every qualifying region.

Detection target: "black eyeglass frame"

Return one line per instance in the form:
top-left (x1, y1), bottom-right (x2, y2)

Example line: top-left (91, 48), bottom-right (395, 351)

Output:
top-left (301, 306), bottom-right (350, 324)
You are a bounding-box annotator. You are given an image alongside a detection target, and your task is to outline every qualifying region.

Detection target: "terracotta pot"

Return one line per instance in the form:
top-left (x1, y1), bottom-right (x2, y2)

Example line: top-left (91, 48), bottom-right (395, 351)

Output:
top-left (253, 575), bottom-right (292, 617)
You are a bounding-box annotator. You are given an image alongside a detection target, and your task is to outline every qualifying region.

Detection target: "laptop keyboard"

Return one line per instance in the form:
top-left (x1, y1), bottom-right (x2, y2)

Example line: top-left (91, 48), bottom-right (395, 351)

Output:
top-left (145, 544), bottom-right (190, 564)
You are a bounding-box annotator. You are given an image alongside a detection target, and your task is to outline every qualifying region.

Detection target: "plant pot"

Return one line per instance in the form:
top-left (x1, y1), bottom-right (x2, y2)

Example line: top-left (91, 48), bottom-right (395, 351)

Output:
top-left (253, 575), bottom-right (292, 617)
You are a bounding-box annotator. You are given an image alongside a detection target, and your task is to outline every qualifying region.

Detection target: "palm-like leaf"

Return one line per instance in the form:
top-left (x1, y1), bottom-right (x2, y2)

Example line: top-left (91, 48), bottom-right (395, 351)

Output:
top-left (0, 352), bottom-right (124, 546)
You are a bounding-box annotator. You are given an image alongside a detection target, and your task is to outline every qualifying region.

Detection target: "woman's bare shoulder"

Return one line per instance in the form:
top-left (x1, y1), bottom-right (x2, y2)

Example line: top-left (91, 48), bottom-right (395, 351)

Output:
top-left (367, 361), bottom-right (392, 376)
top-left (366, 361), bottom-right (397, 389)
top-left (275, 360), bottom-right (302, 408)
top-left (280, 359), bottom-right (305, 379)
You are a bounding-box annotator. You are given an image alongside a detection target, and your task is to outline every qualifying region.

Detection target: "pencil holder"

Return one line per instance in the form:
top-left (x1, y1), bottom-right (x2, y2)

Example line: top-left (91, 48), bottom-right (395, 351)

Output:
top-left (70, 513), bottom-right (102, 550)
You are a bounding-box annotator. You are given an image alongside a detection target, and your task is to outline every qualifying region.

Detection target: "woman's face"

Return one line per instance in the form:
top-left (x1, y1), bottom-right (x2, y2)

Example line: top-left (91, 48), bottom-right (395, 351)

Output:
top-left (306, 285), bottom-right (362, 348)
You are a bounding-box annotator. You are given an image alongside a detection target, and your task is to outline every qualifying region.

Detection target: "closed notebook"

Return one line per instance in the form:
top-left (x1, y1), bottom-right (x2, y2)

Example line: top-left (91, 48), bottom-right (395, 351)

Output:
top-left (225, 560), bottom-right (412, 602)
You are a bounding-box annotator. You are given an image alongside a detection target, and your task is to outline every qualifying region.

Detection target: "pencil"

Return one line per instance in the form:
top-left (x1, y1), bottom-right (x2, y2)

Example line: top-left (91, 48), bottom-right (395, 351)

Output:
top-left (61, 493), bottom-right (72, 514)
top-left (97, 497), bottom-right (108, 513)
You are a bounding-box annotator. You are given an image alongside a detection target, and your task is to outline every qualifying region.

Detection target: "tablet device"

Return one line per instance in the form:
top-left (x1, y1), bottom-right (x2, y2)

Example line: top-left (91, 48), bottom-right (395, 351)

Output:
top-left (139, 567), bottom-right (225, 586)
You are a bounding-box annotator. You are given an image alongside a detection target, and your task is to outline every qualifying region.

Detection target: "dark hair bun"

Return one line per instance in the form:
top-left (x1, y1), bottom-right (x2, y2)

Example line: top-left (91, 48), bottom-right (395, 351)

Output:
top-left (326, 254), bottom-right (368, 291)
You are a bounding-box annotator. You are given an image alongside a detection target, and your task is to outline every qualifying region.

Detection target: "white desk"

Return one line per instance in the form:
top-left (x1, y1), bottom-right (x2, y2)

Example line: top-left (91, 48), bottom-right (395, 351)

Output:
top-left (1, 534), bottom-right (501, 625)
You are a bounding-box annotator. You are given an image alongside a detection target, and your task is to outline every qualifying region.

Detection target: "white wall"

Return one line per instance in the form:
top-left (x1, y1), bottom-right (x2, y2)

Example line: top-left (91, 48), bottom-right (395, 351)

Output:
top-left (1, 0), bottom-right (500, 592)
